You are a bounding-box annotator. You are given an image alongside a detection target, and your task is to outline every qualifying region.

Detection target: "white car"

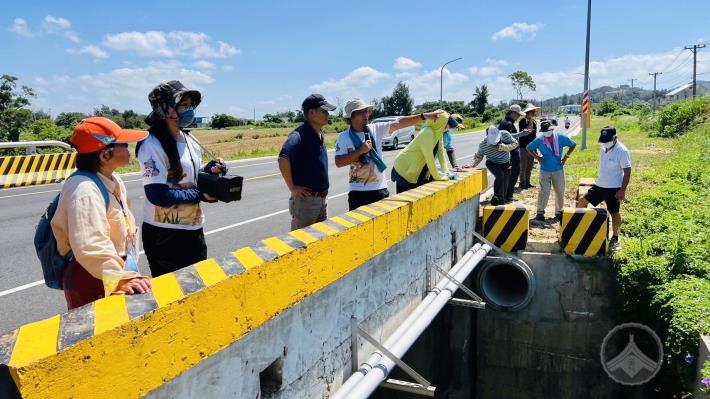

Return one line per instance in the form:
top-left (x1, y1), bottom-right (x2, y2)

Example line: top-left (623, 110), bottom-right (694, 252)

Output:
top-left (375, 117), bottom-right (417, 150)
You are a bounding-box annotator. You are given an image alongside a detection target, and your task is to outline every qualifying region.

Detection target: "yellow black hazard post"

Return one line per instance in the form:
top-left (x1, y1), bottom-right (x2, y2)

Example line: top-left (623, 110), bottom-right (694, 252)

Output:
top-left (559, 207), bottom-right (608, 256)
top-left (0, 152), bottom-right (76, 189)
top-left (482, 204), bottom-right (529, 252)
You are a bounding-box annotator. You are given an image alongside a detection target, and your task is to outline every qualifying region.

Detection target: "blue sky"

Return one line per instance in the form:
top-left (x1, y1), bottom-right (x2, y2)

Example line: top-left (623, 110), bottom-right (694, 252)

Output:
top-left (3, 0), bottom-right (709, 119)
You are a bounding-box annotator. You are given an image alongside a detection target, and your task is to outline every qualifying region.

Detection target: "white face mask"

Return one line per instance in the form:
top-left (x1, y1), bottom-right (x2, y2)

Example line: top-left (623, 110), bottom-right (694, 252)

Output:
top-left (602, 141), bottom-right (615, 150)
top-left (543, 130), bottom-right (553, 138)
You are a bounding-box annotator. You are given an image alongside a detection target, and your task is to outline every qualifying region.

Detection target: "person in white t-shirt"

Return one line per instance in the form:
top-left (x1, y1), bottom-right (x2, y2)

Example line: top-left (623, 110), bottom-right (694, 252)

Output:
top-left (136, 81), bottom-right (224, 277)
top-left (577, 126), bottom-right (632, 250)
top-left (334, 98), bottom-right (441, 210)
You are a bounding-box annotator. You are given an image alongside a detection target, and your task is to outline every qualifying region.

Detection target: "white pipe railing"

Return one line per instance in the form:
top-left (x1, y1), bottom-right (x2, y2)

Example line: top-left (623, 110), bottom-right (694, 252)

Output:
top-left (333, 243), bottom-right (491, 399)
top-left (0, 141), bottom-right (72, 151)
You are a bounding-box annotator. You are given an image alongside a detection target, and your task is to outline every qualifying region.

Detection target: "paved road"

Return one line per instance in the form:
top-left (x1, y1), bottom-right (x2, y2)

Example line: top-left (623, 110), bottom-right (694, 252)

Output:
top-left (0, 129), bottom-right (492, 333)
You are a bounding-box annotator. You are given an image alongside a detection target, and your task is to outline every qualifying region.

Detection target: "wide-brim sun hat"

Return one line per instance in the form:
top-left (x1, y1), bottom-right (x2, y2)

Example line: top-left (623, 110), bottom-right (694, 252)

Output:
top-left (145, 80), bottom-right (202, 125)
top-left (344, 98), bottom-right (374, 118)
top-left (522, 103), bottom-right (540, 114)
top-left (486, 125), bottom-right (501, 144)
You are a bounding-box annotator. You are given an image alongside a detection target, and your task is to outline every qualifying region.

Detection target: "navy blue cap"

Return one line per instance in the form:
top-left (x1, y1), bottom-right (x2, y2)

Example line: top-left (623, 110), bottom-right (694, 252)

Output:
top-left (599, 126), bottom-right (617, 143)
top-left (302, 94), bottom-right (336, 112)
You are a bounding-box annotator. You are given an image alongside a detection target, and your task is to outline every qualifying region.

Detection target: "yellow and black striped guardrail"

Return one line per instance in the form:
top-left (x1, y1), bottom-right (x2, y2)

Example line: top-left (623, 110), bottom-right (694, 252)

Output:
top-left (559, 207), bottom-right (608, 256)
top-left (0, 152), bottom-right (76, 189)
top-left (482, 204), bottom-right (529, 252)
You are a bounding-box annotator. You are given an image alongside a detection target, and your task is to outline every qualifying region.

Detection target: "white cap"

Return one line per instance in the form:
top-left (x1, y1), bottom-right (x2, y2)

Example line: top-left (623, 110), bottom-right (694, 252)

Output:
top-left (486, 125), bottom-right (501, 144)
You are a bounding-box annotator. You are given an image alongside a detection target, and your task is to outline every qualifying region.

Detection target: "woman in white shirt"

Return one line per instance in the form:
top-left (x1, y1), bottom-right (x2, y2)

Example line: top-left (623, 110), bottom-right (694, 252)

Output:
top-left (136, 81), bottom-right (223, 277)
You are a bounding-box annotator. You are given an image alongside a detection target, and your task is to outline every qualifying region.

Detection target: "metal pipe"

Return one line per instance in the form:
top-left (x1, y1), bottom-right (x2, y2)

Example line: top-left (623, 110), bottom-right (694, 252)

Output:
top-left (0, 141), bottom-right (72, 151)
top-left (334, 244), bottom-right (482, 399)
top-left (335, 243), bottom-right (492, 399)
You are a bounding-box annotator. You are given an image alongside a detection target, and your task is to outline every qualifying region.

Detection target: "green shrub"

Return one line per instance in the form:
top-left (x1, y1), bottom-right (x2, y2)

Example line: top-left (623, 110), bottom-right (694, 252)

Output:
top-left (653, 96), bottom-right (710, 137)
top-left (27, 119), bottom-right (71, 142)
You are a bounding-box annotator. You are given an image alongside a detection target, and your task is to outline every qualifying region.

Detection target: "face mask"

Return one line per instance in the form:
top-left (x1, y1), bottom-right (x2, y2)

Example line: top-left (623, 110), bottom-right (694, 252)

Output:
top-left (178, 108), bottom-right (195, 128)
top-left (602, 141), bottom-right (615, 150)
top-left (543, 130), bottom-right (553, 138)
top-left (448, 128), bottom-right (458, 134)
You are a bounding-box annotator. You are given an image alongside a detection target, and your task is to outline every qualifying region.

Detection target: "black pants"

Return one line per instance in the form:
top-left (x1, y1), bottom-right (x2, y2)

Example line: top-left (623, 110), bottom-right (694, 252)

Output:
top-left (506, 149), bottom-right (520, 200)
top-left (392, 168), bottom-right (432, 194)
top-left (446, 149), bottom-right (458, 168)
top-left (348, 188), bottom-right (389, 211)
top-left (142, 222), bottom-right (207, 277)
top-left (486, 160), bottom-right (511, 205)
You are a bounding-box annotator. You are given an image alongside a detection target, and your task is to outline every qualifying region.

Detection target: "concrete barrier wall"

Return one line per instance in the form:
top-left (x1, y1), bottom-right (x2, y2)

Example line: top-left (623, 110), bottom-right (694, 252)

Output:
top-left (0, 152), bottom-right (76, 188)
top-left (0, 169), bottom-right (487, 399)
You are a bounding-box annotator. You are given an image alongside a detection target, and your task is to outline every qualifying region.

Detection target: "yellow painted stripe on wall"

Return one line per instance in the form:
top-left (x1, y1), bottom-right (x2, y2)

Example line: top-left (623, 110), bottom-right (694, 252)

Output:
top-left (289, 230), bottom-right (318, 245)
top-left (345, 211), bottom-right (371, 222)
top-left (8, 315), bottom-right (60, 367)
top-left (34, 154), bottom-right (51, 185)
top-left (151, 273), bottom-right (185, 308)
top-left (0, 156), bottom-right (11, 175)
top-left (311, 222), bottom-right (340, 236)
top-left (486, 209), bottom-right (514, 239)
top-left (262, 237), bottom-right (295, 256)
top-left (373, 201), bottom-right (397, 211)
top-left (330, 216), bottom-right (356, 228)
top-left (14, 155), bottom-right (35, 186)
top-left (585, 220), bottom-right (609, 256)
top-left (194, 259), bottom-right (228, 287)
top-left (3, 157), bottom-right (21, 188)
top-left (563, 211), bottom-right (596, 254)
top-left (233, 247), bottom-right (265, 269)
top-left (500, 211), bottom-right (529, 252)
top-left (359, 206), bottom-right (384, 216)
top-left (44, 154), bottom-right (61, 184)
top-left (94, 295), bottom-right (130, 335)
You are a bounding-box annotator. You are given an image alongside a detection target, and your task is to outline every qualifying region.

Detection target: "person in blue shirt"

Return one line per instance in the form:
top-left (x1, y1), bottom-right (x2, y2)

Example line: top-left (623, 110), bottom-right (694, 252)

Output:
top-left (526, 120), bottom-right (576, 222)
top-left (442, 114), bottom-right (464, 169)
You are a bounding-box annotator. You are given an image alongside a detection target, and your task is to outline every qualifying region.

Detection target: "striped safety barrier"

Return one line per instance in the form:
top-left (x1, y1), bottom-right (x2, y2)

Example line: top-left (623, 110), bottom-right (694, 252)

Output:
top-left (482, 204), bottom-right (529, 252)
top-left (576, 177), bottom-right (595, 201)
top-left (559, 207), bottom-right (608, 256)
top-left (0, 152), bottom-right (76, 189)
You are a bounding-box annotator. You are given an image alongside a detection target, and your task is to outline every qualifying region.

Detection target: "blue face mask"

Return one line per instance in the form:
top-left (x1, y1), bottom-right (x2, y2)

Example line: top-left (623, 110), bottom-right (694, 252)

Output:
top-left (178, 108), bottom-right (195, 128)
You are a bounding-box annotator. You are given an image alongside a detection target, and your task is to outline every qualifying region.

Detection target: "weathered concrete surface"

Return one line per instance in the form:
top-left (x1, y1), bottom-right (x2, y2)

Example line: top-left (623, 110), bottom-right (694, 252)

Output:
top-left (476, 243), bottom-right (621, 399)
top-left (148, 197), bottom-right (480, 399)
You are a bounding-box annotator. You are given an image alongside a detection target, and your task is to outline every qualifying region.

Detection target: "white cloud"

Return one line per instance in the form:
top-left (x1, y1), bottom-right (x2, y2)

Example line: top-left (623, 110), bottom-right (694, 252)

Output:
top-left (399, 68), bottom-right (470, 103)
top-left (491, 22), bottom-right (543, 41)
top-left (103, 31), bottom-right (240, 58)
top-left (10, 18), bottom-right (32, 37)
top-left (43, 15), bottom-right (80, 42)
top-left (469, 65), bottom-right (501, 76)
top-left (485, 58), bottom-right (509, 66)
top-left (222, 65), bottom-right (234, 71)
top-left (393, 57), bottom-right (422, 70)
top-left (67, 45), bottom-right (110, 60)
top-left (310, 66), bottom-right (390, 99)
top-left (31, 61), bottom-right (215, 114)
top-left (193, 60), bottom-right (216, 70)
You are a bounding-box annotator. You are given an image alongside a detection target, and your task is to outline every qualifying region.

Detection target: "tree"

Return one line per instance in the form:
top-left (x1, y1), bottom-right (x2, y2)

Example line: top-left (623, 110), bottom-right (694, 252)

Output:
top-left (0, 75), bottom-right (35, 142)
top-left (370, 98), bottom-right (386, 119)
top-left (508, 70), bottom-right (536, 100)
top-left (471, 85), bottom-right (490, 115)
top-left (28, 119), bottom-right (71, 142)
top-left (210, 113), bottom-right (240, 129)
top-left (382, 81), bottom-right (414, 116)
top-left (263, 113), bottom-right (283, 124)
top-left (596, 98), bottom-right (621, 116)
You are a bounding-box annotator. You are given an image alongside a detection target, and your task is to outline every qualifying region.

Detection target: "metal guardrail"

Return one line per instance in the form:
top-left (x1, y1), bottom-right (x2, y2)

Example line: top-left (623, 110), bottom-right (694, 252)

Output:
top-left (0, 141), bottom-right (75, 188)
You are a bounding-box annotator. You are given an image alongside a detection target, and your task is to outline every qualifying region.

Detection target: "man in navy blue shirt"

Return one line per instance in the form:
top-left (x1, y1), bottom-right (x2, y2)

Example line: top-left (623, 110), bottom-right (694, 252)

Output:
top-left (278, 94), bottom-right (336, 230)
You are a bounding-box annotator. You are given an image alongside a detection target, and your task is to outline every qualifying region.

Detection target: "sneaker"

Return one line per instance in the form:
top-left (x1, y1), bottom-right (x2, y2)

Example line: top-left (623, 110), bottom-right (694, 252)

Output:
top-left (490, 196), bottom-right (501, 206)
top-left (609, 237), bottom-right (621, 251)
top-left (533, 213), bottom-right (545, 222)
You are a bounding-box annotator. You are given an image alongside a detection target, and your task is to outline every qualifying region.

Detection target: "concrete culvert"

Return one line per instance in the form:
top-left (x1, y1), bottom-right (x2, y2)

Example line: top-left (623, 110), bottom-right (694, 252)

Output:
top-left (475, 258), bottom-right (536, 311)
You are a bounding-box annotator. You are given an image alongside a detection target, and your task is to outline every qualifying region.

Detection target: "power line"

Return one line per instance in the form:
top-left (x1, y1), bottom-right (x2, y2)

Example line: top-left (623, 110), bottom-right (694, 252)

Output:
top-left (664, 54), bottom-right (693, 75)
top-left (661, 49), bottom-right (688, 72)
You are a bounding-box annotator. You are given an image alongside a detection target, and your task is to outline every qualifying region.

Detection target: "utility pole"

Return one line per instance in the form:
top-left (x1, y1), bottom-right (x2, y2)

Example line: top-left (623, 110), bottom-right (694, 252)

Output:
top-left (649, 72), bottom-right (662, 111)
top-left (440, 57), bottom-right (463, 107)
top-left (684, 44), bottom-right (706, 97)
top-left (581, 0), bottom-right (592, 150)
top-left (628, 78), bottom-right (637, 108)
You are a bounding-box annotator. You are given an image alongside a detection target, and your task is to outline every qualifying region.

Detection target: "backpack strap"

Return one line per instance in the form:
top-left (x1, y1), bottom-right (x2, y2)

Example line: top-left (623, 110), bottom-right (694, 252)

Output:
top-left (70, 170), bottom-right (110, 209)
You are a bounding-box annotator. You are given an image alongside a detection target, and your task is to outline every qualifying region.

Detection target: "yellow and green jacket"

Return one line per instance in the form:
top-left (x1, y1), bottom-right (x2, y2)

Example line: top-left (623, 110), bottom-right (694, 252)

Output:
top-left (392, 110), bottom-right (450, 184)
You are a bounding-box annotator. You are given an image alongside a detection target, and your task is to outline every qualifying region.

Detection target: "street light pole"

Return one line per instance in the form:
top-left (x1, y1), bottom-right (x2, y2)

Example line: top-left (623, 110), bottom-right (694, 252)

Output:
top-left (440, 57), bottom-right (463, 107)
top-left (582, 0), bottom-right (592, 150)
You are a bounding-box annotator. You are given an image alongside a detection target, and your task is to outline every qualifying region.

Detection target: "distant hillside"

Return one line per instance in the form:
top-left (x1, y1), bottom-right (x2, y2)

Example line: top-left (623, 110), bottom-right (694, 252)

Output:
top-left (541, 84), bottom-right (673, 109)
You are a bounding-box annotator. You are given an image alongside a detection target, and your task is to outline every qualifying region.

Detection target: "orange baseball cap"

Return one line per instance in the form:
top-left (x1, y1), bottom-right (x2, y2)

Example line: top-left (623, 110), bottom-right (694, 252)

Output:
top-left (70, 117), bottom-right (149, 154)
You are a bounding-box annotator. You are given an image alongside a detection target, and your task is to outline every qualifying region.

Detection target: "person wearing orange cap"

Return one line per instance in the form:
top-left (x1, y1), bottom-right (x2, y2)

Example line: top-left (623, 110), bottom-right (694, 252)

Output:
top-left (51, 117), bottom-right (152, 309)
top-left (136, 81), bottom-right (223, 277)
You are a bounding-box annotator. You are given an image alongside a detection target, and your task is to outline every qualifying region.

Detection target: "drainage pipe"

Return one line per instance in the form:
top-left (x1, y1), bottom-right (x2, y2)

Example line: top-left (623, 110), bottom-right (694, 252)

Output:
top-left (333, 243), bottom-right (491, 399)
